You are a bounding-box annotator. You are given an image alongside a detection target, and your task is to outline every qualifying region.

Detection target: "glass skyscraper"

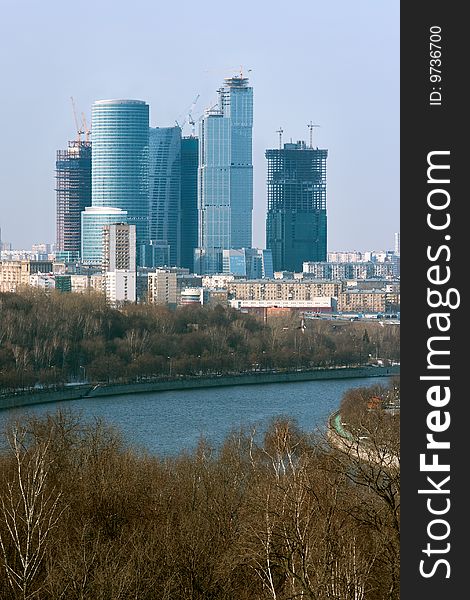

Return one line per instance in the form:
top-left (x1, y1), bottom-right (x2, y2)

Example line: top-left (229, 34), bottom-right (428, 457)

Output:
top-left (90, 99), bottom-right (149, 252)
top-left (195, 75), bottom-right (253, 274)
top-left (149, 126), bottom-right (181, 267)
top-left (180, 136), bottom-right (199, 271)
top-left (266, 141), bottom-right (328, 272)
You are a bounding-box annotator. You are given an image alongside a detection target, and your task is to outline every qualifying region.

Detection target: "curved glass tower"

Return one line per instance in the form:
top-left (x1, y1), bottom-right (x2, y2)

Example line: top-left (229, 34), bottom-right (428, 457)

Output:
top-left (91, 99), bottom-right (149, 250)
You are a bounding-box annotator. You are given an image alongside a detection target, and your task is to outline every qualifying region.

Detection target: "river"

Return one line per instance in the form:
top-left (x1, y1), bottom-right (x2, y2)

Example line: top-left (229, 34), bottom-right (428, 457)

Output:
top-left (0, 377), bottom-right (392, 456)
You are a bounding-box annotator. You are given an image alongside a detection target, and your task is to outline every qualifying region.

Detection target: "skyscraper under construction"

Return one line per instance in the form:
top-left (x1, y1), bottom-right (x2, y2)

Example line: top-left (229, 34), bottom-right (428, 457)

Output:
top-left (55, 140), bottom-right (92, 259)
top-left (195, 74), bottom-right (253, 274)
top-left (266, 140), bottom-right (328, 272)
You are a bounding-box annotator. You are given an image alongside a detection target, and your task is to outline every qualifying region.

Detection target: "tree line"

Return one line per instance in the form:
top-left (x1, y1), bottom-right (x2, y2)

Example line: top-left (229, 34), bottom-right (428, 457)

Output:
top-left (0, 378), bottom-right (399, 599)
top-left (0, 290), bottom-right (400, 392)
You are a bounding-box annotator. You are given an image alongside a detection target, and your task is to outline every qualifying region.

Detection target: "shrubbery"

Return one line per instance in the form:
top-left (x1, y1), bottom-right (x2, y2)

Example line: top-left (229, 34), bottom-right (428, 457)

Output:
top-left (0, 403), bottom-right (400, 600)
top-left (0, 290), bottom-right (400, 392)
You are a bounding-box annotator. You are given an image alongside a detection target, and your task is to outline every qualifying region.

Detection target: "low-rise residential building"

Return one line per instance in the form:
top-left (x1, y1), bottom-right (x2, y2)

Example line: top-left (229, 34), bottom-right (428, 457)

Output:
top-left (179, 287), bottom-right (204, 306)
top-left (230, 296), bottom-right (335, 313)
top-left (202, 274), bottom-right (235, 289)
top-left (337, 290), bottom-right (400, 314)
top-left (29, 273), bottom-right (56, 291)
top-left (0, 260), bottom-right (54, 292)
top-left (227, 280), bottom-right (343, 302)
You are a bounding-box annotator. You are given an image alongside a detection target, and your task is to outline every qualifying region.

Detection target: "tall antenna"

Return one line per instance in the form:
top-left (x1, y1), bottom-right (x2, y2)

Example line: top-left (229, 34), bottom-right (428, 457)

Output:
top-left (307, 121), bottom-right (320, 148)
top-left (276, 127), bottom-right (284, 150)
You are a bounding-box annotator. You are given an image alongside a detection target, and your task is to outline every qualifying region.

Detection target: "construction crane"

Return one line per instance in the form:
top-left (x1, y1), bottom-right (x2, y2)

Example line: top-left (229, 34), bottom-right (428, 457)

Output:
top-left (188, 113), bottom-right (196, 137)
top-left (307, 121), bottom-right (320, 148)
top-left (175, 94), bottom-right (200, 134)
top-left (70, 96), bottom-right (84, 143)
top-left (276, 127), bottom-right (284, 150)
top-left (81, 112), bottom-right (91, 143)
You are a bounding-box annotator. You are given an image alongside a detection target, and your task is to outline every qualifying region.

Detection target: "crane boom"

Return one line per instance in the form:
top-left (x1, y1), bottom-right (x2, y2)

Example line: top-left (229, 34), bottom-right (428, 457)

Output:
top-left (70, 96), bottom-right (84, 143)
top-left (81, 112), bottom-right (91, 143)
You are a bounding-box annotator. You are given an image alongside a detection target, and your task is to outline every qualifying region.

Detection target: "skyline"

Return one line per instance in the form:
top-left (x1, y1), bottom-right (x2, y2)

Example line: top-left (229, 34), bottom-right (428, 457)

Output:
top-left (0, 0), bottom-right (399, 252)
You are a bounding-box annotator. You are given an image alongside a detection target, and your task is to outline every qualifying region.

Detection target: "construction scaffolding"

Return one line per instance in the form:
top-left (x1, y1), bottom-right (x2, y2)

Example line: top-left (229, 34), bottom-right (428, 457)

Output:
top-left (55, 140), bottom-right (92, 255)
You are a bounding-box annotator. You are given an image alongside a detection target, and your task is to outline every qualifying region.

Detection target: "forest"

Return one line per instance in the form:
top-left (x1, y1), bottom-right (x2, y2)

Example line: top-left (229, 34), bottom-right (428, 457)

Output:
top-left (0, 290), bottom-right (400, 392)
top-left (0, 377), bottom-right (400, 599)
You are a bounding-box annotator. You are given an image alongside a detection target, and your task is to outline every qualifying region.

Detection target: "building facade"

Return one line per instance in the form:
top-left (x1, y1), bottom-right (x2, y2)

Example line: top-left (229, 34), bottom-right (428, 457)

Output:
top-left (227, 280), bottom-right (342, 301)
top-left (195, 75), bottom-right (253, 274)
top-left (337, 290), bottom-right (400, 314)
top-left (222, 248), bottom-right (274, 279)
top-left (0, 260), bottom-right (54, 292)
top-left (180, 136), bottom-right (199, 271)
top-left (266, 141), bottom-right (327, 272)
top-left (147, 269), bottom-right (177, 306)
top-left (90, 99), bottom-right (149, 253)
top-left (56, 140), bottom-right (92, 258)
top-left (81, 206), bottom-right (128, 265)
top-left (149, 126), bottom-right (182, 267)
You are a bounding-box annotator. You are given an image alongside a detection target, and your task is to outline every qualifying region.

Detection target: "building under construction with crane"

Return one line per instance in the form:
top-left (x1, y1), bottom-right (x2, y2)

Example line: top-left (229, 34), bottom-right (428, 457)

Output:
top-left (55, 99), bottom-right (92, 259)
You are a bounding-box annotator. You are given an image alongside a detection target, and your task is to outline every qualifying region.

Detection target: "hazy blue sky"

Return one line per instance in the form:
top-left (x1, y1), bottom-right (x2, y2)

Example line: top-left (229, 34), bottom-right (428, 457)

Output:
top-left (0, 0), bottom-right (399, 252)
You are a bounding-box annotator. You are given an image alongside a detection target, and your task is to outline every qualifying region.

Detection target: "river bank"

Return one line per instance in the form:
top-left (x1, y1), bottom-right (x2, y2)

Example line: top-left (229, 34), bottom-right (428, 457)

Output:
top-left (0, 365), bottom-right (399, 411)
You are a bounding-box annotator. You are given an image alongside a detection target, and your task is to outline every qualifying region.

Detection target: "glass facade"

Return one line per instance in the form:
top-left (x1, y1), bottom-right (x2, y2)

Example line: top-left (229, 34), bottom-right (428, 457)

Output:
top-left (222, 247), bottom-right (274, 279)
top-left (81, 206), bottom-right (128, 265)
top-left (266, 141), bottom-right (328, 272)
top-left (149, 126), bottom-right (181, 266)
top-left (91, 99), bottom-right (149, 252)
top-left (196, 76), bottom-right (253, 274)
top-left (180, 136), bottom-right (199, 271)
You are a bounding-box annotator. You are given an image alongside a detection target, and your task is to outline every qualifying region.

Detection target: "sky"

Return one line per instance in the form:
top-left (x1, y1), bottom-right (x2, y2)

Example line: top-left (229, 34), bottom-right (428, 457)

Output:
top-left (0, 0), bottom-right (399, 252)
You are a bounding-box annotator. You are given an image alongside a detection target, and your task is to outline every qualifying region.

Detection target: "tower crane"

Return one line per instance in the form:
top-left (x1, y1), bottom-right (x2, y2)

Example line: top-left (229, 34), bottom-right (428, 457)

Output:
top-left (81, 112), bottom-right (91, 143)
top-left (70, 96), bottom-right (84, 143)
top-left (307, 121), bottom-right (320, 148)
top-left (176, 94), bottom-right (200, 134)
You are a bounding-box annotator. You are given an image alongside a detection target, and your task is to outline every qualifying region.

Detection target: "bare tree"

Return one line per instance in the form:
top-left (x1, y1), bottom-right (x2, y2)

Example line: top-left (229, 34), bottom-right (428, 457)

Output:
top-left (0, 424), bottom-right (65, 599)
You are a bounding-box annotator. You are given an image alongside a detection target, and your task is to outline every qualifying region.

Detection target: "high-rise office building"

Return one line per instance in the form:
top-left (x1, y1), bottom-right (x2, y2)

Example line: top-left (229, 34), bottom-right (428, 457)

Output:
top-left (90, 99), bottom-right (149, 253)
top-left (195, 74), bottom-right (253, 274)
top-left (149, 126), bottom-right (181, 267)
top-left (180, 136), bottom-right (199, 271)
top-left (81, 206), bottom-right (128, 265)
top-left (266, 140), bottom-right (327, 272)
top-left (56, 140), bottom-right (91, 259)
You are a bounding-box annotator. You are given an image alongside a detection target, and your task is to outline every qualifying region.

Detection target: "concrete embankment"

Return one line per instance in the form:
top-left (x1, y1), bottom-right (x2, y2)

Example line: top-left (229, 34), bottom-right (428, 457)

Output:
top-left (327, 409), bottom-right (400, 469)
top-left (0, 365), bottom-right (399, 411)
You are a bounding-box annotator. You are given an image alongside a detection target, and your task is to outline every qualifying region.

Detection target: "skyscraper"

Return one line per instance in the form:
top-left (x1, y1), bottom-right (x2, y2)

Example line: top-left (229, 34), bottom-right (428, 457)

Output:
top-left (149, 126), bottom-right (181, 266)
top-left (56, 140), bottom-right (91, 259)
top-left (90, 99), bottom-right (149, 253)
top-left (266, 140), bottom-right (327, 272)
top-left (180, 136), bottom-right (199, 271)
top-left (195, 74), bottom-right (253, 274)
